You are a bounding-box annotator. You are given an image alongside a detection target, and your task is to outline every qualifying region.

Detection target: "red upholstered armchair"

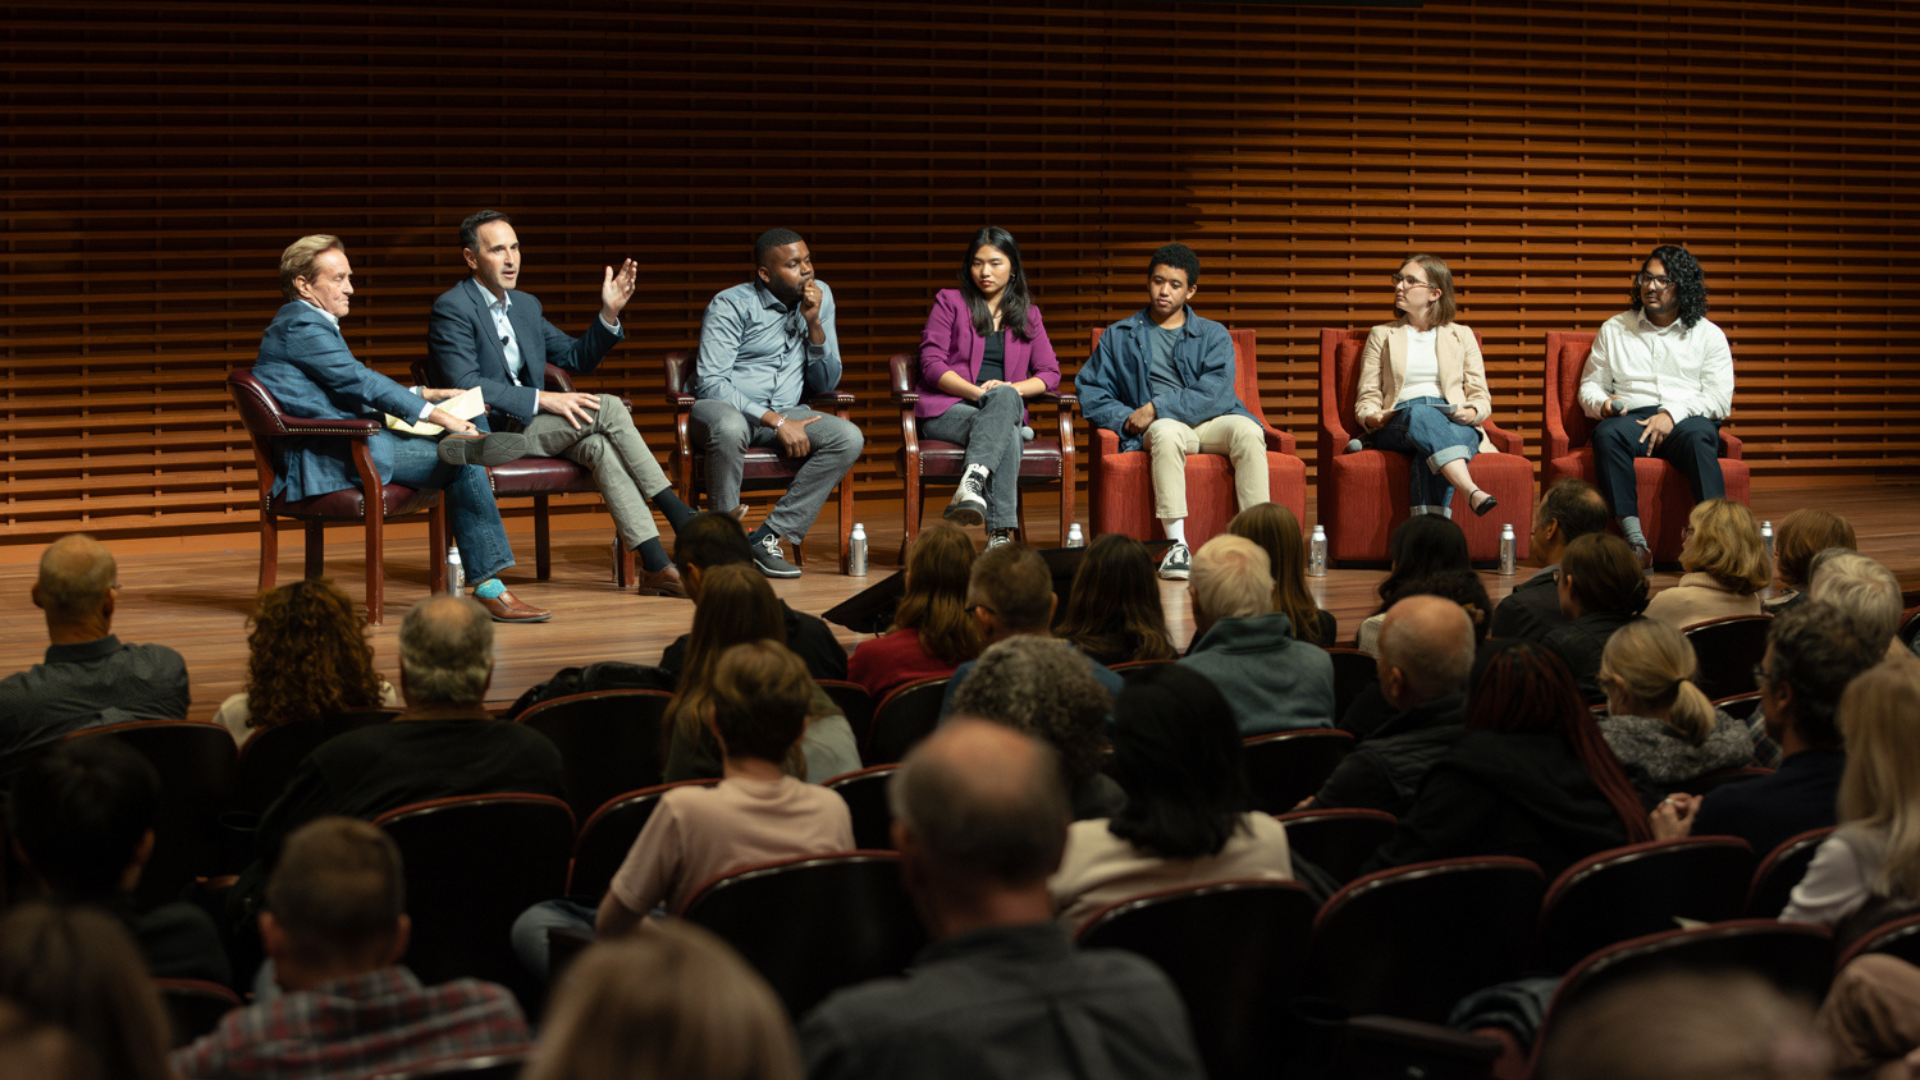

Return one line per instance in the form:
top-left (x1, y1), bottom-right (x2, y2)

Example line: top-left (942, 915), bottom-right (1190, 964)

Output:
top-left (1316, 328), bottom-right (1533, 567)
top-left (1086, 327), bottom-right (1308, 545)
top-left (1542, 331), bottom-right (1750, 564)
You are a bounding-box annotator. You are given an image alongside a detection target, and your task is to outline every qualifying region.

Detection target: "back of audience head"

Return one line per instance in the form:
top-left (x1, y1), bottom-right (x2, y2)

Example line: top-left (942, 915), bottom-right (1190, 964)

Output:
top-left (888, 720), bottom-right (1069, 907)
top-left (398, 594), bottom-right (493, 707)
top-left (1536, 969), bottom-right (1829, 1080)
top-left (1055, 533), bottom-right (1175, 663)
top-left (33, 534), bottom-right (116, 632)
top-left (1808, 549), bottom-right (1903, 647)
top-left (9, 737), bottom-right (159, 903)
top-left (1377, 594), bottom-right (1475, 708)
top-left (1188, 534), bottom-right (1274, 634)
top-left (1534, 478), bottom-right (1610, 557)
top-left (669, 563), bottom-right (788, 751)
top-left (1391, 569), bottom-right (1493, 644)
top-left (1836, 655), bottom-right (1920, 898)
top-left (1375, 515), bottom-right (1470, 612)
top-left (1107, 666), bottom-right (1250, 861)
top-left (1558, 533), bottom-right (1649, 619)
top-left (1229, 502), bottom-right (1331, 645)
top-left (245, 577), bottom-right (385, 727)
top-left (1768, 601), bottom-right (1883, 751)
top-left (0, 999), bottom-right (95, 1080)
top-left (892, 522), bottom-right (980, 664)
top-left (263, 817), bottom-right (408, 987)
top-left (1774, 508), bottom-right (1855, 590)
top-left (1681, 497), bottom-right (1771, 596)
top-left (0, 903), bottom-right (172, 1080)
top-left (1598, 618), bottom-right (1716, 745)
top-left (710, 640), bottom-right (812, 766)
top-left (965, 541), bottom-right (1054, 641)
top-left (950, 635), bottom-right (1109, 798)
top-left (672, 511), bottom-right (756, 596)
top-left (525, 921), bottom-right (800, 1080)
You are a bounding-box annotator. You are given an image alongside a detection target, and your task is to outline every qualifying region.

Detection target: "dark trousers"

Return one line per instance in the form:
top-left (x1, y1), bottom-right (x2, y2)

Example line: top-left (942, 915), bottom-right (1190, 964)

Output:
top-left (1590, 406), bottom-right (1725, 518)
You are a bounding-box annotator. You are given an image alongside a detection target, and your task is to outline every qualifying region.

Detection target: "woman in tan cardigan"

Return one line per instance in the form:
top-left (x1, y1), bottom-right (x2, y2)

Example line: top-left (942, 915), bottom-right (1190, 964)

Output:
top-left (1643, 498), bottom-right (1771, 629)
top-left (1355, 253), bottom-right (1500, 517)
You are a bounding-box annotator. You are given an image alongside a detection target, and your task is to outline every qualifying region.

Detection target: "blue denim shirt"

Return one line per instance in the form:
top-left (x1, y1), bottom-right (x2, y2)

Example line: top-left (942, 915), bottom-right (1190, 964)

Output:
top-left (1076, 306), bottom-right (1254, 453)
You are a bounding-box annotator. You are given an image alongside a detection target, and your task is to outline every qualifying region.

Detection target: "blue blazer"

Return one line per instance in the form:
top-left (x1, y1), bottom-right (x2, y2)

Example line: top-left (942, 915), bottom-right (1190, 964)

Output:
top-left (1075, 307), bottom-right (1255, 453)
top-left (426, 279), bottom-right (623, 426)
top-left (251, 301), bottom-right (429, 501)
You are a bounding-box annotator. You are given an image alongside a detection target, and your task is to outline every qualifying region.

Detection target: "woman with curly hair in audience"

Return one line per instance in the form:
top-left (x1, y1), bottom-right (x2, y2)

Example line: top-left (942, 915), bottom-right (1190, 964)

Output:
top-left (951, 635), bottom-right (1121, 820)
top-left (847, 522), bottom-right (979, 702)
top-left (0, 903), bottom-right (173, 1080)
top-left (1364, 640), bottom-right (1653, 878)
top-left (1596, 618), bottom-right (1753, 787)
top-left (1357, 514), bottom-right (1470, 654)
top-left (1228, 502), bottom-right (1335, 647)
top-left (1643, 497), bottom-right (1771, 630)
top-left (212, 578), bottom-right (397, 745)
top-left (1546, 532), bottom-right (1651, 705)
top-left (1764, 508), bottom-right (1856, 614)
top-left (1054, 533), bottom-right (1176, 666)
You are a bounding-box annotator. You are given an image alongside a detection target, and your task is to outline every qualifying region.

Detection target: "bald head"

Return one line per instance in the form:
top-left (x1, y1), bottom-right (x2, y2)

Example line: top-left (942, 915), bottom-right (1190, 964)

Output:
top-left (1379, 594), bottom-right (1475, 707)
top-left (398, 594), bottom-right (494, 706)
top-left (889, 719), bottom-right (1068, 888)
top-left (33, 534), bottom-right (116, 630)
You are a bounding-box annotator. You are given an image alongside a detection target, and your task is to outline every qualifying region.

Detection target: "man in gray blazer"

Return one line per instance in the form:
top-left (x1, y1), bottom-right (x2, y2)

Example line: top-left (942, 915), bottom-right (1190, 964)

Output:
top-left (427, 211), bottom-right (694, 598)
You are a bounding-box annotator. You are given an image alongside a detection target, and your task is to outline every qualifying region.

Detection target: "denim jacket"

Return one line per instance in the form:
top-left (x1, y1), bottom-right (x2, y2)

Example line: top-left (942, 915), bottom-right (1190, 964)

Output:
top-left (1076, 306), bottom-right (1254, 453)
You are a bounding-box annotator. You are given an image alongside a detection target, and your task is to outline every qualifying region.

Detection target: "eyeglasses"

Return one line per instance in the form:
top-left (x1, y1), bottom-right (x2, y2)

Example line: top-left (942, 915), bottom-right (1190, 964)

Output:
top-left (965, 604), bottom-right (996, 619)
top-left (1634, 273), bottom-right (1674, 291)
top-left (1752, 663), bottom-right (1774, 687)
top-left (1681, 525), bottom-right (1696, 544)
top-left (1391, 274), bottom-right (1437, 291)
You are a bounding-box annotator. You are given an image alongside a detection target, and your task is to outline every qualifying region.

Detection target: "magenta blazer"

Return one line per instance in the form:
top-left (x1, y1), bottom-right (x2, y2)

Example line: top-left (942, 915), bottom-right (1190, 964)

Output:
top-left (915, 288), bottom-right (1060, 420)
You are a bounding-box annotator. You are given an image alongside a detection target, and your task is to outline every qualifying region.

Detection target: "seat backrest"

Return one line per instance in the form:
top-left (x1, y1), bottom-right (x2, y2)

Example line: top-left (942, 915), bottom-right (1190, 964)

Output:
top-left (1714, 691), bottom-right (1764, 723)
top-left (824, 765), bottom-right (899, 851)
top-left (1748, 826), bottom-right (1837, 918)
top-left (1087, 326), bottom-right (1266, 426)
top-left (227, 370), bottom-right (291, 444)
top-left (232, 708), bottom-right (400, 815)
top-left (1273, 807), bottom-right (1400, 886)
top-left (517, 689), bottom-right (672, 821)
top-left (1838, 911), bottom-right (1920, 971)
top-left (568, 779), bottom-right (720, 899)
top-left (1537, 837), bottom-right (1757, 973)
top-left (1241, 728), bottom-right (1356, 813)
top-left (1543, 331), bottom-right (1599, 455)
top-left (1325, 647), bottom-right (1378, 724)
top-left (1076, 880), bottom-right (1318, 1080)
top-left (155, 978), bottom-right (243, 1049)
top-left (1316, 327), bottom-right (1370, 453)
top-left (1684, 615), bottom-right (1774, 701)
top-left (680, 852), bottom-right (927, 1017)
top-left (816, 680), bottom-right (875, 746)
top-left (888, 352), bottom-right (915, 396)
top-left (65, 721), bottom-right (237, 909)
top-left (864, 677), bottom-right (950, 765)
top-left (664, 350), bottom-right (692, 396)
top-left (1110, 658), bottom-right (1176, 684)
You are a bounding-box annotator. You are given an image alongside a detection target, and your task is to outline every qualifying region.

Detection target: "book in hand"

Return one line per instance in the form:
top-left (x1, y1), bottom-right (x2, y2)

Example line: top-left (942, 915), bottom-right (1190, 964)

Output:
top-left (386, 385), bottom-right (485, 436)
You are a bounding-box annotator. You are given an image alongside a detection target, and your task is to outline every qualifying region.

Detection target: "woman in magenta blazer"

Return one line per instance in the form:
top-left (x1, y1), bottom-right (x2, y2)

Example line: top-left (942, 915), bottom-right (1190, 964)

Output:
top-left (917, 226), bottom-right (1060, 546)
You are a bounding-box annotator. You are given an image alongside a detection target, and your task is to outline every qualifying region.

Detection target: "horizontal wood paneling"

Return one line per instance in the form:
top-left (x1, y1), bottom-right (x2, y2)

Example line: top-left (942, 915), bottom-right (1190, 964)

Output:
top-left (4, 1), bottom-right (1917, 545)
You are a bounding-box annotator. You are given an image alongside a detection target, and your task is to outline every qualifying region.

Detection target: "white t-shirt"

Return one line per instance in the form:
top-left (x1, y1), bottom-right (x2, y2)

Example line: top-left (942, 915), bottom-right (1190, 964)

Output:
top-left (1394, 326), bottom-right (1444, 404)
top-left (210, 680), bottom-right (400, 746)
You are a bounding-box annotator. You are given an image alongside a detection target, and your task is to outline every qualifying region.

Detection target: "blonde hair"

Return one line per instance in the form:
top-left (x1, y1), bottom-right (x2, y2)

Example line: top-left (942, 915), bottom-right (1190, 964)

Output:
top-left (1680, 498), bottom-right (1771, 595)
top-left (280, 234), bottom-right (343, 301)
top-left (1189, 534), bottom-right (1274, 622)
top-left (1599, 618), bottom-right (1716, 745)
top-left (1396, 253), bottom-right (1457, 327)
top-left (1837, 655), bottom-right (1920, 899)
top-left (1809, 550), bottom-right (1903, 646)
top-left (525, 921), bottom-right (801, 1080)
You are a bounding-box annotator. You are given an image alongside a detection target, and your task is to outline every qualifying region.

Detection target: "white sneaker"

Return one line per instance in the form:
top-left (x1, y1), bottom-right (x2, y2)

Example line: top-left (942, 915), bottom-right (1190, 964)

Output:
top-left (1158, 541), bottom-right (1192, 581)
top-left (943, 464), bottom-right (990, 526)
top-left (986, 529), bottom-right (1015, 550)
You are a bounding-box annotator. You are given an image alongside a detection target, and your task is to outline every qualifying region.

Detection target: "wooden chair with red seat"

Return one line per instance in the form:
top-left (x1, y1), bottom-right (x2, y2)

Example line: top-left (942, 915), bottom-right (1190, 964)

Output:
top-left (1541, 330), bottom-right (1751, 565)
top-left (63, 720), bottom-right (236, 910)
top-left (664, 350), bottom-right (855, 571)
top-left (228, 370), bottom-right (448, 626)
top-left (1747, 826), bottom-right (1837, 917)
top-left (515, 689), bottom-right (672, 823)
top-left (889, 352), bottom-right (1077, 562)
top-left (1534, 836), bottom-right (1757, 974)
top-left (1086, 328), bottom-right (1308, 548)
top-left (1315, 327), bottom-right (1533, 567)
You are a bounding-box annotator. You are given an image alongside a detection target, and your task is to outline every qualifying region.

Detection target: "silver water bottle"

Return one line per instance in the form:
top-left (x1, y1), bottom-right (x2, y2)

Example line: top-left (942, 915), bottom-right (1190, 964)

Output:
top-left (1066, 523), bottom-right (1085, 549)
top-left (1499, 523), bottom-right (1516, 576)
top-left (445, 543), bottom-right (464, 596)
top-left (1308, 525), bottom-right (1328, 577)
top-left (1760, 520), bottom-right (1775, 567)
top-left (848, 522), bottom-right (869, 577)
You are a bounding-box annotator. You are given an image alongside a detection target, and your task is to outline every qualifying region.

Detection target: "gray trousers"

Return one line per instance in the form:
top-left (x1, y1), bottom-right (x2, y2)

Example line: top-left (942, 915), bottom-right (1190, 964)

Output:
top-left (522, 394), bottom-right (673, 550)
top-left (688, 399), bottom-right (864, 541)
top-left (919, 384), bottom-right (1024, 530)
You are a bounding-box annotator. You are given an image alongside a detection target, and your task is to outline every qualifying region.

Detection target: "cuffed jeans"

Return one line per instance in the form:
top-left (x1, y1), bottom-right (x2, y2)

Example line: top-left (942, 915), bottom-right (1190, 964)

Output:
top-left (919, 384), bottom-right (1024, 530)
top-left (388, 433), bottom-right (515, 583)
top-left (1590, 406), bottom-right (1725, 519)
top-left (1371, 396), bottom-right (1481, 511)
top-left (1143, 414), bottom-right (1268, 521)
top-left (522, 394), bottom-right (674, 551)
top-left (689, 400), bottom-right (864, 541)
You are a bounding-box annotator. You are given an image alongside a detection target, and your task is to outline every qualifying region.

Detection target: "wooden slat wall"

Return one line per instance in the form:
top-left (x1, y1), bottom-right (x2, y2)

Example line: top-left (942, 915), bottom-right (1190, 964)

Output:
top-left (5, 1), bottom-right (1917, 545)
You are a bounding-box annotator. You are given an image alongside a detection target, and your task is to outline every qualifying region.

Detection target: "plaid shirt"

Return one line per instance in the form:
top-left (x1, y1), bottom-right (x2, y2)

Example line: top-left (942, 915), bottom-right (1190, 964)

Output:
top-left (171, 966), bottom-right (528, 1080)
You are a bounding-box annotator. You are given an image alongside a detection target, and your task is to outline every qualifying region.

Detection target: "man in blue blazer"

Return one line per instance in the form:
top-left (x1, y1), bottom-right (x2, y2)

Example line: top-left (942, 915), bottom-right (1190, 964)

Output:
top-left (251, 235), bottom-right (552, 623)
top-left (427, 211), bottom-right (695, 598)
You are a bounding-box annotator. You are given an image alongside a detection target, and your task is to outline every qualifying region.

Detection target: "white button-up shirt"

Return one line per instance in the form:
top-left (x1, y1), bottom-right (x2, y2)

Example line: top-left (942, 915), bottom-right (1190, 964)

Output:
top-left (1577, 309), bottom-right (1734, 424)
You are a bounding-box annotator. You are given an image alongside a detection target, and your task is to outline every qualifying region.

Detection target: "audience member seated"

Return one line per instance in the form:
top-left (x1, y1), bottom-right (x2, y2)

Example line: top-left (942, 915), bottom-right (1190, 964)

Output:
top-left (0, 999), bottom-right (94, 1080)
top-left (1179, 534), bottom-right (1334, 733)
top-left (1596, 619), bottom-right (1753, 787)
top-left (847, 522), bottom-right (980, 702)
top-left (9, 738), bottom-right (230, 984)
top-left (1363, 641), bottom-right (1653, 879)
top-left (1810, 549), bottom-right (1910, 662)
top-left (175, 817), bottom-right (531, 1079)
top-left (662, 564), bottom-right (859, 783)
top-left (0, 534), bottom-right (189, 778)
top-left (1049, 665), bottom-right (1291, 929)
top-left (514, 641), bottom-right (853, 981)
top-left (953, 636), bottom-right (1124, 821)
top-left (1054, 533), bottom-right (1177, 666)
top-left (1653, 602), bottom-right (1884, 857)
top-left (0, 902), bottom-right (174, 1080)
top-left (798, 720), bottom-right (1205, 1080)
top-left (1543, 532), bottom-right (1650, 704)
top-left (1489, 478), bottom-right (1610, 642)
top-left (212, 578), bottom-right (398, 746)
top-left (1338, 568), bottom-right (1494, 739)
top-left (1542, 970), bottom-right (1830, 1080)
top-left (1304, 595), bottom-right (1471, 815)
top-left (1765, 508), bottom-right (1855, 614)
top-left (1356, 515), bottom-right (1470, 654)
top-left (661, 512), bottom-right (848, 682)
top-left (1780, 655), bottom-right (1920, 930)
top-left (523, 921), bottom-right (801, 1080)
top-left (1819, 953), bottom-right (1920, 1078)
top-left (939, 542), bottom-right (1123, 716)
top-left (1642, 497), bottom-right (1770, 630)
top-left (1228, 504), bottom-right (1336, 650)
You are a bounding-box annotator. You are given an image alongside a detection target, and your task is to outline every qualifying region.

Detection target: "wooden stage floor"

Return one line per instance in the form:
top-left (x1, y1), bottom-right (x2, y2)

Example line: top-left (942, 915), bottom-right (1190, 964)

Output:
top-left (3, 483), bottom-right (1916, 724)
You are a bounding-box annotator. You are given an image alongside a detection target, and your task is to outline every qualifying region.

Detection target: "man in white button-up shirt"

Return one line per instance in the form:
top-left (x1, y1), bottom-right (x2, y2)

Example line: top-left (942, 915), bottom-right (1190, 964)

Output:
top-left (1577, 245), bottom-right (1734, 562)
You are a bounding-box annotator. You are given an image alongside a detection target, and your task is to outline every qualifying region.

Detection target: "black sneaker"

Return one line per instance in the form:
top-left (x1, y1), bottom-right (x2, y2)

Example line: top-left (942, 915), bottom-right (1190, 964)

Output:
top-left (943, 464), bottom-right (990, 526)
top-left (751, 531), bottom-right (802, 579)
top-left (1158, 541), bottom-right (1192, 581)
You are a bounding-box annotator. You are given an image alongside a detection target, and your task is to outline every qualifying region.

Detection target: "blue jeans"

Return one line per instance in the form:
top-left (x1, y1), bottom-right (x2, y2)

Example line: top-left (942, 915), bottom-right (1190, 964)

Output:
top-left (386, 433), bottom-right (515, 584)
top-left (919, 384), bottom-right (1025, 530)
top-left (1372, 395), bottom-right (1481, 511)
top-left (511, 898), bottom-right (598, 983)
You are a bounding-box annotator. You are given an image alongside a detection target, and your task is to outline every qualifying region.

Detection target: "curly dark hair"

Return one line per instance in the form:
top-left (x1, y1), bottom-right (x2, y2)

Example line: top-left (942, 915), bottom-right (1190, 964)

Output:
top-left (244, 579), bottom-right (387, 729)
top-left (1629, 244), bottom-right (1709, 330)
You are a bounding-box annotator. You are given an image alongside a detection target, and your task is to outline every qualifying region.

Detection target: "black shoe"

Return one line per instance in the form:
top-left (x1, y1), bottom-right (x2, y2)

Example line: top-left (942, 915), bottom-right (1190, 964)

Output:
top-left (438, 432), bottom-right (529, 467)
top-left (1158, 541), bottom-right (1192, 581)
top-left (750, 531), bottom-right (801, 579)
top-left (1470, 490), bottom-right (1498, 517)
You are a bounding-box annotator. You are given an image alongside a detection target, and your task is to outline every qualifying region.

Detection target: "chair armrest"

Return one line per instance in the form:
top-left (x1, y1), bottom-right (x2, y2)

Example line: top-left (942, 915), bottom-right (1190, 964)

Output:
top-left (1482, 419), bottom-right (1524, 456)
top-left (1344, 1015), bottom-right (1503, 1061)
top-left (1721, 425), bottom-right (1743, 460)
top-left (1263, 422), bottom-right (1297, 456)
top-left (809, 390), bottom-right (857, 408)
top-left (279, 416), bottom-right (382, 438)
top-left (1089, 425), bottom-right (1121, 462)
top-left (894, 387), bottom-right (921, 406)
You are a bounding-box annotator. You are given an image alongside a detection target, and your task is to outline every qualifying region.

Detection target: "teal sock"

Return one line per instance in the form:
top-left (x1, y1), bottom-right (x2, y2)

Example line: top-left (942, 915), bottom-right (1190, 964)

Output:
top-left (473, 578), bottom-right (505, 599)
top-left (636, 537), bottom-right (672, 573)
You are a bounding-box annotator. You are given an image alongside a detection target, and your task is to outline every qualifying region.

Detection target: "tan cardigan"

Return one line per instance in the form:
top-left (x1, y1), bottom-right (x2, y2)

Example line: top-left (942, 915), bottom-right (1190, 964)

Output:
top-left (1355, 321), bottom-right (1496, 454)
top-left (1643, 573), bottom-right (1765, 630)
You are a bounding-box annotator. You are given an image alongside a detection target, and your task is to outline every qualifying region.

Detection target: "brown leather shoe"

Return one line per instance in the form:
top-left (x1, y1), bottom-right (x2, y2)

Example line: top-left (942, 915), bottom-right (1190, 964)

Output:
top-left (726, 505), bottom-right (748, 524)
top-left (633, 564), bottom-right (688, 599)
top-left (474, 588), bottom-right (552, 623)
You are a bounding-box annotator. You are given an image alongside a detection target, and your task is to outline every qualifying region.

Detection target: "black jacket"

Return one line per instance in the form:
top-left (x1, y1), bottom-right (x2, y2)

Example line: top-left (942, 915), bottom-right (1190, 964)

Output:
top-left (1544, 612), bottom-right (1642, 705)
top-left (1490, 568), bottom-right (1567, 642)
top-left (1312, 694), bottom-right (1466, 816)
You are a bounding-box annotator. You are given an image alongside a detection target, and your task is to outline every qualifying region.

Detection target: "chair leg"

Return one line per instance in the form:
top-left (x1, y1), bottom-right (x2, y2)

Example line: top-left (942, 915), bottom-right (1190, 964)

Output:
top-left (899, 473), bottom-right (921, 566)
top-left (1016, 488), bottom-right (1031, 544)
top-left (427, 502), bottom-right (449, 593)
top-left (533, 494), bottom-right (552, 581)
top-left (617, 538), bottom-right (636, 587)
top-left (257, 511), bottom-right (279, 591)
top-left (1060, 469), bottom-right (1076, 548)
top-left (304, 522), bottom-right (325, 580)
top-left (363, 512), bottom-right (384, 627)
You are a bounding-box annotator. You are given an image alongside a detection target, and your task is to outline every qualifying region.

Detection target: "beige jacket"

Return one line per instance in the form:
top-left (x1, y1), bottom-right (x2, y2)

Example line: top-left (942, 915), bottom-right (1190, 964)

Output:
top-left (1356, 321), bottom-right (1495, 454)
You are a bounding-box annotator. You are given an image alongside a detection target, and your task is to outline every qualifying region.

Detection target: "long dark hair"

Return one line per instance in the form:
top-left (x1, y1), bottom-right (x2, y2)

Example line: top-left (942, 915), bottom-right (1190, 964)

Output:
top-left (1629, 244), bottom-right (1709, 330)
top-left (1229, 503), bottom-right (1330, 645)
top-left (957, 225), bottom-right (1035, 342)
top-left (1373, 515), bottom-right (1471, 615)
top-left (891, 522), bottom-right (981, 664)
top-left (1107, 666), bottom-right (1252, 859)
top-left (1054, 533), bottom-right (1176, 664)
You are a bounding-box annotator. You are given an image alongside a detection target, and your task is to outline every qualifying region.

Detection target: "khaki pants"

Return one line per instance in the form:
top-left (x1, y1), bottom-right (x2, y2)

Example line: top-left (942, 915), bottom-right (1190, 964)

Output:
top-left (522, 394), bottom-right (673, 550)
top-left (1143, 414), bottom-right (1269, 521)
